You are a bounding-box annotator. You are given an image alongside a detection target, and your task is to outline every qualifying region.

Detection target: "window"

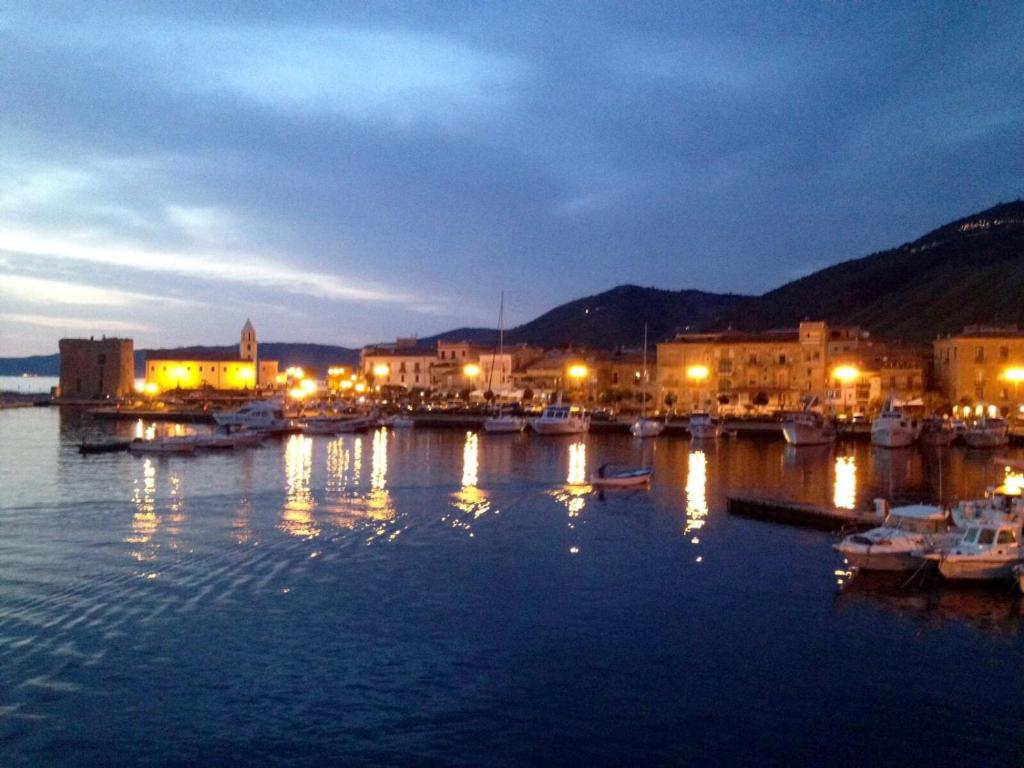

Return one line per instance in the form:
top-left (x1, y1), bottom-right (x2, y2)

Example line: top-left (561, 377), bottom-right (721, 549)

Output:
top-left (997, 529), bottom-right (1017, 544)
top-left (612, 372), bottom-right (619, 385)
top-left (979, 529), bottom-right (995, 545)
top-left (975, 346), bottom-right (985, 362)
top-left (779, 354), bottom-right (787, 365)
top-left (1000, 346), bottom-right (1009, 360)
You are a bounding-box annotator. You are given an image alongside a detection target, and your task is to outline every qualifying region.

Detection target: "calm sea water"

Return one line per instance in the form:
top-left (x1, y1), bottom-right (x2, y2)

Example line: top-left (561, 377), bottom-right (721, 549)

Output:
top-left (1, 407), bottom-right (1023, 767)
top-left (0, 376), bottom-right (59, 394)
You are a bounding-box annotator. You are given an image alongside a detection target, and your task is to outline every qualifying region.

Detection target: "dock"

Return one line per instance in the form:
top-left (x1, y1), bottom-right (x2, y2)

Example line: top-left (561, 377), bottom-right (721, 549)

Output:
top-left (727, 495), bottom-right (883, 531)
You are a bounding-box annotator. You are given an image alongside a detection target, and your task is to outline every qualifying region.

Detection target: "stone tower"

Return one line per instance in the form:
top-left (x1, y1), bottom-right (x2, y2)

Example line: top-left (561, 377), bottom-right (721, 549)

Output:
top-left (240, 319), bottom-right (257, 362)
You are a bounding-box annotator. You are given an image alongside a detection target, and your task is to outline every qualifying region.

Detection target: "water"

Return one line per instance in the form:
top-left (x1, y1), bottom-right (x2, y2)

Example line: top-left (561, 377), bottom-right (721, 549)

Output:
top-left (0, 376), bottom-right (58, 394)
top-left (1, 407), bottom-right (1023, 767)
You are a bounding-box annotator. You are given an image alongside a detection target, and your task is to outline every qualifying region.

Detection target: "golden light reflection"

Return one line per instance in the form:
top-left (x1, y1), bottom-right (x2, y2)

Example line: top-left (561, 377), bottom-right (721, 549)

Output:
top-left (567, 440), bottom-right (587, 485)
top-left (163, 472), bottom-right (187, 550)
top-left (367, 428), bottom-right (394, 521)
top-left (833, 455), bottom-right (857, 510)
top-left (1003, 467), bottom-right (1024, 493)
top-left (684, 450), bottom-right (708, 538)
top-left (126, 458), bottom-right (159, 563)
top-left (452, 431), bottom-right (490, 524)
top-left (281, 434), bottom-right (318, 538)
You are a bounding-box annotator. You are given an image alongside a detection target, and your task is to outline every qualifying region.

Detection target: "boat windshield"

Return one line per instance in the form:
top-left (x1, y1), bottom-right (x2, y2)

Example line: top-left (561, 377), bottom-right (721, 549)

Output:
top-left (885, 514), bottom-right (942, 534)
top-left (961, 527), bottom-right (980, 545)
top-left (978, 528), bottom-right (996, 545)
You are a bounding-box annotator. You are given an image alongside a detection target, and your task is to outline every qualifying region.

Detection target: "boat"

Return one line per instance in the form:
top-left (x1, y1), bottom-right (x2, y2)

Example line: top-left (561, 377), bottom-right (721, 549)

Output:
top-left (924, 519), bottom-right (1023, 582)
top-left (833, 501), bottom-right (952, 571)
top-left (688, 411), bottom-right (720, 440)
top-left (781, 398), bottom-right (836, 446)
top-left (214, 400), bottom-right (289, 431)
top-left (630, 324), bottom-right (664, 439)
top-left (918, 417), bottom-right (954, 447)
top-left (531, 397), bottom-right (589, 435)
top-left (302, 413), bottom-right (377, 435)
top-left (383, 413), bottom-right (415, 429)
top-left (870, 402), bottom-right (918, 448)
top-left (79, 438), bottom-right (132, 454)
top-left (129, 437), bottom-right (196, 454)
top-left (962, 416), bottom-right (1009, 448)
top-left (484, 408), bottom-right (527, 433)
top-left (590, 464), bottom-right (653, 488)
top-left (950, 481), bottom-right (1024, 528)
top-left (193, 429), bottom-right (264, 449)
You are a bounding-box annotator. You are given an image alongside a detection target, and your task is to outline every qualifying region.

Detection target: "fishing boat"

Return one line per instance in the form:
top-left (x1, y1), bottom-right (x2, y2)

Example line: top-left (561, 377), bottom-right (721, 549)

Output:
top-left (214, 400), bottom-right (289, 431)
top-left (688, 411), bottom-right (720, 440)
top-left (484, 408), bottom-right (527, 433)
top-left (531, 397), bottom-right (589, 435)
top-left (962, 416), bottom-right (1009, 448)
top-left (833, 501), bottom-right (952, 571)
top-left (924, 519), bottom-right (1023, 582)
top-left (781, 398), bottom-right (836, 446)
top-left (129, 436), bottom-right (196, 455)
top-left (871, 401), bottom-right (918, 448)
top-left (630, 324), bottom-right (664, 439)
top-left (590, 464), bottom-right (653, 488)
top-left (918, 417), bottom-right (954, 447)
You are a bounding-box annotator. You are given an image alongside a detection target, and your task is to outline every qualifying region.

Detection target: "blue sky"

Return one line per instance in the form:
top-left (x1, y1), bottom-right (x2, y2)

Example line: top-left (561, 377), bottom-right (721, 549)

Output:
top-left (1, 2), bottom-right (1021, 355)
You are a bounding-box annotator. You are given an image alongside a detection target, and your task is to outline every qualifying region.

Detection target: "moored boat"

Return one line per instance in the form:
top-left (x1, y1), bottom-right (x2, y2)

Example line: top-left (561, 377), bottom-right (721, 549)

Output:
top-left (484, 409), bottom-right (527, 433)
top-left (129, 436), bottom-right (196, 454)
top-left (871, 403), bottom-right (918, 448)
top-left (919, 417), bottom-right (954, 447)
top-left (781, 402), bottom-right (836, 446)
top-left (630, 417), bottom-right (665, 438)
top-left (688, 412), bottom-right (720, 440)
top-left (590, 464), bottom-right (653, 488)
top-left (833, 501), bottom-right (951, 571)
top-left (962, 417), bottom-right (1009, 448)
top-left (924, 519), bottom-right (1023, 582)
top-left (531, 398), bottom-right (589, 435)
top-left (214, 400), bottom-right (289, 431)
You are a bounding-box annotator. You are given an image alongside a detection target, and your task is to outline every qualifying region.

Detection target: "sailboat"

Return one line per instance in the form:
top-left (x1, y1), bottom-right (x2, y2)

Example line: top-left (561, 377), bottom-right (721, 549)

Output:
top-left (484, 292), bottom-right (527, 434)
top-left (630, 323), bottom-right (664, 438)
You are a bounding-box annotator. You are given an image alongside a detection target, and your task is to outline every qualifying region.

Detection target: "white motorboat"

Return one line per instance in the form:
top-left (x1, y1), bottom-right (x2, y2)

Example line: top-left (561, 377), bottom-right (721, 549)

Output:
top-left (781, 402), bottom-right (836, 446)
top-left (531, 399), bottom-right (589, 435)
top-left (963, 417), bottom-right (1009, 448)
top-left (484, 409), bottom-right (527, 433)
top-left (871, 404), bottom-right (918, 448)
top-left (951, 483), bottom-right (1024, 529)
top-left (630, 324), bottom-right (664, 439)
top-left (129, 436), bottom-right (196, 455)
top-left (833, 501), bottom-right (951, 572)
top-left (303, 414), bottom-right (376, 434)
top-left (214, 400), bottom-right (289, 431)
top-left (688, 412), bottom-right (720, 440)
top-left (630, 417), bottom-right (665, 438)
top-left (924, 519), bottom-right (1023, 582)
top-left (590, 465), bottom-right (653, 488)
top-left (918, 417), bottom-right (954, 447)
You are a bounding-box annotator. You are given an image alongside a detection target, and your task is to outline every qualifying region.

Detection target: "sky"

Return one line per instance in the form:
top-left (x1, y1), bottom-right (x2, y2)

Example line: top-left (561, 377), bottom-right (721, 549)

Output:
top-left (1, 2), bottom-right (1022, 356)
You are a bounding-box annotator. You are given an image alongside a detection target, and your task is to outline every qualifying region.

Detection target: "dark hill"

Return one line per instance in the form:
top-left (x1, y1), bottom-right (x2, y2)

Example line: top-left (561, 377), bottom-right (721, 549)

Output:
top-left (717, 200), bottom-right (1024, 341)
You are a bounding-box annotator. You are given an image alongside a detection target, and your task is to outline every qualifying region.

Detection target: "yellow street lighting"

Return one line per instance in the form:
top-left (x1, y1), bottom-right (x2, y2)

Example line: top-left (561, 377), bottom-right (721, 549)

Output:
top-left (288, 386), bottom-right (307, 399)
top-left (1002, 367), bottom-right (1024, 382)
top-left (354, 382), bottom-right (367, 393)
top-left (144, 382), bottom-right (159, 395)
top-left (372, 363), bottom-right (390, 377)
top-left (832, 365), bottom-right (860, 383)
top-left (567, 364), bottom-right (588, 380)
top-left (686, 364), bottom-right (709, 381)
top-left (339, 380), bottom-right (354, 390)
top-left (463, 363), bottom-right (481, 377)
top-left (300, 378), bottom-right (317, 393)
top-left (328, 366), bottom-right (346, 376)
top-left (239, 367), bottom-right (254, 380)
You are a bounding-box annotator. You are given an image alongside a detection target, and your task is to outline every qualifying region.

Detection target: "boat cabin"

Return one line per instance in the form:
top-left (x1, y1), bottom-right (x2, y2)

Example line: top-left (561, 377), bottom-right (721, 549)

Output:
top-left (882, 505), bottom-right (948, 534)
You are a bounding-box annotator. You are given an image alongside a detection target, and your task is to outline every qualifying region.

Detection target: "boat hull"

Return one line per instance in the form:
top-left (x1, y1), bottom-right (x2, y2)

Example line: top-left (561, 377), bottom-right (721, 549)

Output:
top-left (484, 417), bottom-right (527, 433)
top-left (630, 419), bottom-right (664, 438)
top-left (689, 425), bottom-right (720, 440)
top-left (782, 422), bottom-right (835, 446)
top-left (531, 420), bottom-right (588, 435)
top-left (871, 429), bottom-right (916, 448)
top-left (963, 432), bottom-right (1008, 448)
top-left (937, 558), bottom-right (1019, 581)
top-left (834, 546), bottom-right (922, 572)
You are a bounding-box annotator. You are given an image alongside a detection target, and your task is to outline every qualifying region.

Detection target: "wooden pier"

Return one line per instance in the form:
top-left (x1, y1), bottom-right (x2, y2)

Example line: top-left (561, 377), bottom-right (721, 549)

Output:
top-left (727, 495), bottom-right (883, 531)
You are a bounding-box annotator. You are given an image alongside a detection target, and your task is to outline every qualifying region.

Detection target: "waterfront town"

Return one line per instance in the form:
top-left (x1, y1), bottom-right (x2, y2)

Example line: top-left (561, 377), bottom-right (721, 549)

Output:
top-left (38, 317), bottom-right (1024, 437)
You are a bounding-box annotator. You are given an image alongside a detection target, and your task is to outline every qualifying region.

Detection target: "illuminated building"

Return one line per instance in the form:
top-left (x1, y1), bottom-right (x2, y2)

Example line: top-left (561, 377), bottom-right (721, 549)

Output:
top-left (934, 325), bottom-right (1024, 413)
top-left (145, 320), bottom-right (279, 391)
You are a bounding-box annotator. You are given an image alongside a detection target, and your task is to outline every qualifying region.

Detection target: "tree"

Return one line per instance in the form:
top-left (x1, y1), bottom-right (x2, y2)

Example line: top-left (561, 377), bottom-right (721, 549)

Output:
top-left (753, 391), bottom-right (769, 407)
top-left (522, 388), bottom-right (534, 402)
top-left (664, 393), bottom-right (677, 409)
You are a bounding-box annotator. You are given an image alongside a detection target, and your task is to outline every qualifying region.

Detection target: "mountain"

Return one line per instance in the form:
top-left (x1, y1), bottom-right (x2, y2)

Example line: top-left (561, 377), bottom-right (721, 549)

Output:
top-left (716, 200), bottom-right (1024, 341)
top-left (0, 354), bottom-right (61, 376)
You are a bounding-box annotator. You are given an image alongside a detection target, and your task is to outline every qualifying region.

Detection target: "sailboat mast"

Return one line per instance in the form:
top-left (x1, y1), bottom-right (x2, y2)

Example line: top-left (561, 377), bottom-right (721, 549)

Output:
top-left (641, 323), bottom-right (648, 420)
top-left (485, 291), bottom-right (503, 396)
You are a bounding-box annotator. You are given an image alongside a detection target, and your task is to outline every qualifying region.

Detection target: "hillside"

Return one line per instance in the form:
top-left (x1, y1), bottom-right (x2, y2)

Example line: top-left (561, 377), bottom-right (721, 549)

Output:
top-left (717, 200), bottom-right (1024, 341)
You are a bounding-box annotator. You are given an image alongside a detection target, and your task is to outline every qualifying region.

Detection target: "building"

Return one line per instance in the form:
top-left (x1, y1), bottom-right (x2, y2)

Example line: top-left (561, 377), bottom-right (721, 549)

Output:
top-left (657, 322), bottom-right (830, 414)
top-left (58, 337), bottom-right (135, 398)
top-left (934, 325), bottom-right (1024, 414)
top-left (145, 320), bottom-right (279, 392)
top-left (360, 338), bottom-right (436, 390)
top-left (826, 341), bottom-right (928, 415)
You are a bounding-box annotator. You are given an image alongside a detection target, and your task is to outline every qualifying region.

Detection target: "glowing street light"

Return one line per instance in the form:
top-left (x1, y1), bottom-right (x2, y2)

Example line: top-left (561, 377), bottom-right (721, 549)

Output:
top-left (463, 363), bottom-right (481, 378)
top-left (1002, 367), bottom-right (1024, 382)
top-left (832, 365), bottom-right (860, 383)
top-left (686, 364), bottom-right (709, 382)
top-left (567, 364), bottom-right (588, 380)
top-left (372, 363), bottom-right (390, 377)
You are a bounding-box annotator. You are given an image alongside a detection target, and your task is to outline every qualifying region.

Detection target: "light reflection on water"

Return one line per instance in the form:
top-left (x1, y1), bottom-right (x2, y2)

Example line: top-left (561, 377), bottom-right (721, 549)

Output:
top-left (4, 409), bottom-right (1024, 766)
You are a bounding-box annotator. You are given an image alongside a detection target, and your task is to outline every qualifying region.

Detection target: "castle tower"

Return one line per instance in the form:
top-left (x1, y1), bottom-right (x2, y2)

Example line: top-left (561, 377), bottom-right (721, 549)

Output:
top-left (240, 319), bottom-right (257, 362)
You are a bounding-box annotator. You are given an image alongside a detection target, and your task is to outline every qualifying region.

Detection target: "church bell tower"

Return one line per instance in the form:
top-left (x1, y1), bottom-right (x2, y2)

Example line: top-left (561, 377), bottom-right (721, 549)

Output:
top-left (240, 319), bottom-right (257, 363)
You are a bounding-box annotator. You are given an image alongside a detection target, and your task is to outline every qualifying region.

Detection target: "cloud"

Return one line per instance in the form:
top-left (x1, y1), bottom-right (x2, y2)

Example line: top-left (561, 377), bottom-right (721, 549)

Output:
top-left (0, 312), bottom-right (152, 333)
top-left (0, 273), bottom-right (194, 308)
top-left (0, 227), bottom-right (419, 305)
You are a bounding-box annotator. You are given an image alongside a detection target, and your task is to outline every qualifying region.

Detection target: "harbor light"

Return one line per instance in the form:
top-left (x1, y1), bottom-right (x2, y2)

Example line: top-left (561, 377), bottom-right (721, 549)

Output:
top-left (832, 365), bottom-right (860, 383)
top-left (373, 364), bottom-right (390, 377)
top-left (339, 380), bottom-right (354, 390)
top-left (354, 382), bottom-right (367, 393)
top-left (1002, 367), bottom-right (1024, 382)
top-left (463, 363), bottom-right (481, 377)
top-left (144, 382), bottom-right (159, 396)
top-left (686, 364), bottom-right (709, 381)
top-left (567, 364), bottom-right (588, 380)
top-left (288, 386), bottom-right (307, 399)
top-left (300, 378), bottom-right (317, 394)
top-left (285, 366), bottom-right (304, 379)
top-left (328, 366), bottom-right (346, 376)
